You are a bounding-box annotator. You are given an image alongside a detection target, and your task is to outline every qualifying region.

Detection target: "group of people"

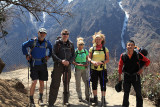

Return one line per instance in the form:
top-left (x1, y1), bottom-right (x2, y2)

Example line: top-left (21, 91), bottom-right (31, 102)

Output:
top-left (22, 28), bottom-right (150, 107)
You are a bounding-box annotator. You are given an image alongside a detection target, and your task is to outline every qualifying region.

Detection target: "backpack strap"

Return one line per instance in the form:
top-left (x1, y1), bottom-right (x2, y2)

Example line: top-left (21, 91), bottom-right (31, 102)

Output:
top-left (91, 47), bottom-right (95, 59)
top-left (102, 46), bottom-right (106, 60)
top-left (75, 49), bottom-right (87, 58)
top-left (75, 49), bottom-right (78, 58)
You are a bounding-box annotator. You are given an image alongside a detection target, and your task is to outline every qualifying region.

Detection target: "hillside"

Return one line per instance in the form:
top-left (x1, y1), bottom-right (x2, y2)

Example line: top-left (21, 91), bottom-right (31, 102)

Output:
top-left (0, 0), bottom-right (160, 71)
top-left (121, 0), bottom-right (160, 57)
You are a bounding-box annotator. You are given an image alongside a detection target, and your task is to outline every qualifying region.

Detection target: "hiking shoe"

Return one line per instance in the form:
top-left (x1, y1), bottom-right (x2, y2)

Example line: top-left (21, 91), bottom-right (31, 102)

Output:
top-left (86, 98), bottom-right (94, 102)
top-left (92, 97), bottom-right (98, 106)
top-left (79, 97), bottom-right (83, 102)
top-left (101, 97), bottom-right (106, 107)
top-left (30, 100), bottom-right (35, 107)
top-left (64, 102), bottom-right (70, 107)
top-left (38, 99), bottom-right (45, 106)
top-left (29, 102), bottom-right (35, 107)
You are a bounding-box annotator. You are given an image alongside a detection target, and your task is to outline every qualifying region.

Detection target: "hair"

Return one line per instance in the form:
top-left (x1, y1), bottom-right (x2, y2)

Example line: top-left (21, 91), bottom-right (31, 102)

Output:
top-left (127, 40), bottom-right (135, 46)
top-left (77, 37), bottom-right (85, 47)
top-left (61, 29), bottom-right (70, 35)
top-left (92, 30), bottom-right (105, 46)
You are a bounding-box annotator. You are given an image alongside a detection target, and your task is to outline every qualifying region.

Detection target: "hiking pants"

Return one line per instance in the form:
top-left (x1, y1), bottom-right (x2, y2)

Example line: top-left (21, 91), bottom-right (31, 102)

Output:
top-left (74, 68), bottom-right (89, 99)
top-left (48, 63), bottom-right (71, 105)
top-left (91, 69), bottom-right (107, 91)
top-left (122, 74), bottom-right (143, 107)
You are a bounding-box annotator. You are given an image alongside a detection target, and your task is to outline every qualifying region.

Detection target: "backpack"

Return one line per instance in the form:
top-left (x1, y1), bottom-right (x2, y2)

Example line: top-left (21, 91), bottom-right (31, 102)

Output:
top-left (134, 46), bottom-right (148, 56)
top-left (31, 38), bottom-right (48, 50)
top-left (75, 49), bottom-right (87, 58)
top-left (91, 46), bottom-right (106, 60)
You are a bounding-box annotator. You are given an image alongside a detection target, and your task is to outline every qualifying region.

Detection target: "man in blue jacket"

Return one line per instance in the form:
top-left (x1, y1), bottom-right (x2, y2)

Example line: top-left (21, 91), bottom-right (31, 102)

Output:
top-left (22, 28), bottom-right (52, 106)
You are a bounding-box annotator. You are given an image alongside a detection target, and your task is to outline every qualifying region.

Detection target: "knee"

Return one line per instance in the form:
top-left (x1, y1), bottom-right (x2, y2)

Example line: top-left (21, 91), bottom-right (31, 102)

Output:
top-left (39, 80), bottom-right (44, 86)
top-left (32, 80), bottom-right (37, 85)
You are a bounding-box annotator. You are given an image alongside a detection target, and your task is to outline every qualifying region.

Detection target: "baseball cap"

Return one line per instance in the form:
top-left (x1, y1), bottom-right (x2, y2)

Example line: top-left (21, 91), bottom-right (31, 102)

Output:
top-left (38, 28), bottom-right (47, 34)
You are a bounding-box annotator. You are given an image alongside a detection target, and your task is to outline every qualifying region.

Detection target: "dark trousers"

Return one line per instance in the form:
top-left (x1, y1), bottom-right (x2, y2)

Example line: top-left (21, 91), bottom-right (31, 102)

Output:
top-left (91, 69), bottom-right (107, 91)
top-left (48, 63), bottom-right (71, 105)
top-left (122, 74), bottom-right (143, 107)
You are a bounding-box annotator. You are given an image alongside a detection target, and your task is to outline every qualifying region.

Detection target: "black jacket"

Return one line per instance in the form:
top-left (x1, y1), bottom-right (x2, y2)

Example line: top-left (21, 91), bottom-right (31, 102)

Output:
top-left (52, 39), bottom-right (75, 64)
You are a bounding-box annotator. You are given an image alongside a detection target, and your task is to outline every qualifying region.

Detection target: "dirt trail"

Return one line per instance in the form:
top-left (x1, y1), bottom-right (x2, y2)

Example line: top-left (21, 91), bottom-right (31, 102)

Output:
top-left (0, 68), bottom-right (155, 107)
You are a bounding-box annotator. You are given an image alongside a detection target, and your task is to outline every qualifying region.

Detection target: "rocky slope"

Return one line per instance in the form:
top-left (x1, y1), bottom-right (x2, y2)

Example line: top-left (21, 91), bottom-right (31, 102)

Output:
top-left (122, 0), bottom-right (160, 57)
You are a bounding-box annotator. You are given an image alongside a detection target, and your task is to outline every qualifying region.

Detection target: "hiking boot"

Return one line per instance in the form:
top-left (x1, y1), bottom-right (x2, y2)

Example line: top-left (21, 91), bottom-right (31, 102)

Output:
top-left (79, 97), bottom-right (82, 102)
top-left (38, 99), bottom-right (45, 106)
top-left (30, 101), bottom-right (35, 107)
top-left (46, 102), bottom-right (54, 107)
top-left (101, 97), bottom-right (106, 107)
top-left (29, 99), bottom-right (35, 107)
top-left (63, 102), bottom-right (70, 107)
top-left (92, 97), bottom-right (98, 106)
top-left (86, 97), bottom-right (94, 102)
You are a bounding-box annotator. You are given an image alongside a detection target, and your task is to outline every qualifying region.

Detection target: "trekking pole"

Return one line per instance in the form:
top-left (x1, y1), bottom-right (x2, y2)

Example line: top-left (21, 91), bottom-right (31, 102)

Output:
top-left (46, 81), bottom-right (47, 104)
top-left (63, 66), bottom-right (69, 106)
top-left (102, 70), bottom-right (105, 107)
top-left (28, 61), bottom-right (30, 106)
top-left (27, 37), bottom-right (30, 106)
top-left (102, 65), bottom-right (105, 107)
top-left (88, 62), bottom-right (92, 107)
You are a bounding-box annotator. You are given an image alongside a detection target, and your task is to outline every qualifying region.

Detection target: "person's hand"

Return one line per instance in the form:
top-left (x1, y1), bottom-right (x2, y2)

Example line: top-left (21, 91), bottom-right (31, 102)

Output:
top-left (62, 60), bottom-right (69, 66)
top-left (92, 61), bottom-right (99, 66)
top-left (77, 63), bottom-right (84, 66)
top-left (97, 61), bottom-right (104, 65)
top-left (65, 61), bottom-right (70, 66)
top-left (137, 68), bottom-right (143, 75)
top-left (119, 74), bottom-right (122, 82)
top-left (26, 55), bottom-right (31, 61)
top-left (45, 56), bottom-right (50, 61)
top-left (84, 62), bottom-right (89, 67)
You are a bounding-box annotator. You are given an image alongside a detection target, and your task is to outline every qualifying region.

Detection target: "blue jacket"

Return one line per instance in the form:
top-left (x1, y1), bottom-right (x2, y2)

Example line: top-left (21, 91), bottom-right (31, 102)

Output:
top-left (22, 38), bottom-right (52, 65)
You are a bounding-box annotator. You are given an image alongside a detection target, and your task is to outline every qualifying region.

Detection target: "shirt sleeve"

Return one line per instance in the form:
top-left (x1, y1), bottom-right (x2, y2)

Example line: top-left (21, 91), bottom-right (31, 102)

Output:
top-left (86, 49), bottom-right (89, 56)
top-left (139, 52), bottom-right (150, 67)
top-left (22, 39), bottom-right (33, 55)
top-left (52, 41), bottom-right (62, 63)
top-left (118, 54), bottom-right (124, 74)
top-left (105, 47), bottom-right (109, 52)
top-left (89, 47), bottom-right (93, 53)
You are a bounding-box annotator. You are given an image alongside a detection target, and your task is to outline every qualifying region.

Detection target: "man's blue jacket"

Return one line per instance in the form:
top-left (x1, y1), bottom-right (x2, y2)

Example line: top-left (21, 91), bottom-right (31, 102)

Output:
top-left (22, 38), bottom-right (52, 65)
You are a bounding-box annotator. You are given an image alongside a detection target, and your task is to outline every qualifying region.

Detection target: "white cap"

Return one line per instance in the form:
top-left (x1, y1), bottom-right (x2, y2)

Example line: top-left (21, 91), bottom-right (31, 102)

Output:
top-left (38, 28), bottom-right (47, 34)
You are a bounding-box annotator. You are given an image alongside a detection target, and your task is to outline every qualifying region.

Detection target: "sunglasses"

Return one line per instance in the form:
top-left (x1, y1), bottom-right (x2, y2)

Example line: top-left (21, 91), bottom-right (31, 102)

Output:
top-left (62, 33), bottom-right (69, 35)
top-left (79, 44), bottom-right (84, 46)
top-left (40, 32), bottom-right (46, 34)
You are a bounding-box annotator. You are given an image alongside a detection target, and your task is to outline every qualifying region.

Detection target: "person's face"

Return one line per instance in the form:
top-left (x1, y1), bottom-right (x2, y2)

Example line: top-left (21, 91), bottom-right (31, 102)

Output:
top-left (78, 44), bottom-right (84, 50)
top-left (38, 32), bottom-right (46, 41)
top-left (95, 37), bottom-right (102, 45)
top-left (61, 32), bottom-right (69, 42)
top-left (126, 42), bottom-right (135, 52)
